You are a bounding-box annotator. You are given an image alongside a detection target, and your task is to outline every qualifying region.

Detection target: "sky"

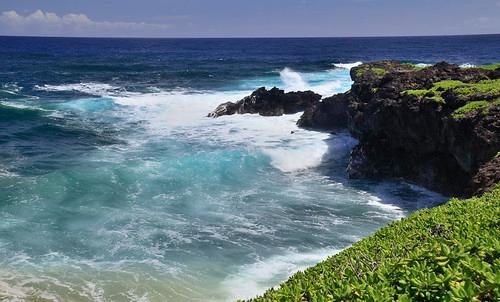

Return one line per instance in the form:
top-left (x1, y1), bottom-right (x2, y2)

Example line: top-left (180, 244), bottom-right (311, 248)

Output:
top-left (0, 0), bottom-right (499, 38)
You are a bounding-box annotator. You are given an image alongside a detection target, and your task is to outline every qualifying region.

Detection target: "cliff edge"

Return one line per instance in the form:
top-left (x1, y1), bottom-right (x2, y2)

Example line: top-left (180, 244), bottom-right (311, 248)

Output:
top-left (299, 61), bottom-right (500, 197)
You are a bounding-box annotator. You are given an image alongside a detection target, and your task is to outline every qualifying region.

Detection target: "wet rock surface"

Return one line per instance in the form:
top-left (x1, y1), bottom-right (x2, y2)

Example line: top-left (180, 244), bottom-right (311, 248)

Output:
top-left (208, 87), bottom-right (321, 117)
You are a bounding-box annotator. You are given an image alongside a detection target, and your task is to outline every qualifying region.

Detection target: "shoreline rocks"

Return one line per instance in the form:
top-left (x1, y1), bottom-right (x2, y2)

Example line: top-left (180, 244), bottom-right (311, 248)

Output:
top-left (319, 61), bottom-right (499, 196)
top-left (208, 87), bottom-right (321, 117)
top-left (209, 61), bottom-right (500, 197)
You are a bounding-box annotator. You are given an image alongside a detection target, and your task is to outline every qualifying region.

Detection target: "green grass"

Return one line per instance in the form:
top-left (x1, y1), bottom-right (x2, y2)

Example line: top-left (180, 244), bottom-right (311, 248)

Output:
top-left (246, 186), bottom-right (500, 302)
top-left (354, 66), bottom-right (388, 78)
top-left (452, 99), bottom-right (500, 119)
top-left (403, 89), bottom-right (445, 103)
top-left (403, 79), bottom-right (500, 104)
top-left (478, 64), bottom-right (500, 71)
top-left (452, 80), bottom-right (500, 98)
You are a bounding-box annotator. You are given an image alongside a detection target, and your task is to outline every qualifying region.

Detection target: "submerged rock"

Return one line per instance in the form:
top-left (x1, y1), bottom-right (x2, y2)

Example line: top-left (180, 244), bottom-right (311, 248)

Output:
top-left (208, 87), bottom-right (321, 117)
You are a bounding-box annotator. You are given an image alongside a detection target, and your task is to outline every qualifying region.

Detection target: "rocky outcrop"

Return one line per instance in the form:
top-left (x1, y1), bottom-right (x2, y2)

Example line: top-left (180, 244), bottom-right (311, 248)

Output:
top-left (297, 93), bottom-right (350, 129)
top-left (208, 87), bottom-right (321, 117)
top-left (470, 155), bottom-right (500, 195)
top-left (208, 61), bottom-right (499, 197)
top-left (302, 60), bottom-right (499, 196)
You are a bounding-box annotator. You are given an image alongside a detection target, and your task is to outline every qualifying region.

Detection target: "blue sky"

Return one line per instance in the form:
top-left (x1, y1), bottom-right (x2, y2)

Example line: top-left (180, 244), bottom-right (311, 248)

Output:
top-left (0, 0), bottom-right (499, 37)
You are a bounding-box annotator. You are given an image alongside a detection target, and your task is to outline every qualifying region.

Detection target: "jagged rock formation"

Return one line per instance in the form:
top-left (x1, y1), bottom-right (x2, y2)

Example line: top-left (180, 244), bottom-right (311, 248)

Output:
top-left (297, 93), bottom-right (350, 129)
top-left (208, 61), bottom-right (499, 197)
top-left (208, 87), bottom-right (321, 117)
top-left (302, 61), bottom-right (499, 196)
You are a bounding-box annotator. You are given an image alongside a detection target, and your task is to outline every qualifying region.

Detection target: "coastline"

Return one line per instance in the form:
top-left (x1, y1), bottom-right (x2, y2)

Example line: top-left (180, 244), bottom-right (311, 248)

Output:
top-left (208, 61), bottom-right (500, 301)
top-left (211, 61), bottom-right (500, 198)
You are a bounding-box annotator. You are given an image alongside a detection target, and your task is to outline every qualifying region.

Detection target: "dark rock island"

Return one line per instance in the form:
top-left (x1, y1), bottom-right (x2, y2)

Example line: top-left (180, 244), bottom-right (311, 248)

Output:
top-left (208, 87), bottom-right (321, 117)
top-left (210, 61), bottom-right (500, 197)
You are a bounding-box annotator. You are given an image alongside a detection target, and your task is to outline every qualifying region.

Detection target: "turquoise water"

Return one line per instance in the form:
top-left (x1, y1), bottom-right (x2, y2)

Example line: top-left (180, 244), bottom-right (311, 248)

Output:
top-left (0, 65), bottom-right (445, 301)
top-left (4, 35), bottom-right (496, 301)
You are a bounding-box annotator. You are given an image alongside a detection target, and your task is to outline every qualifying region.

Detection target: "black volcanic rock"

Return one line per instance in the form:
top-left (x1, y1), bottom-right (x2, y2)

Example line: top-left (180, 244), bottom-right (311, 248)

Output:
top-left (297, 93), bottom-right (350, 128)
top-left (299, 60), bottom-right (499, 197)
top-left (208, 87), bottom-right (321, 117)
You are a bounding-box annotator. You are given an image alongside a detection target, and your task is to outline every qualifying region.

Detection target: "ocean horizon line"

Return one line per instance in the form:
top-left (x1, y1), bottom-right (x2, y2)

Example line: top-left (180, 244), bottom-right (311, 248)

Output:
top-left (0, 33), bottom-right (499, 40)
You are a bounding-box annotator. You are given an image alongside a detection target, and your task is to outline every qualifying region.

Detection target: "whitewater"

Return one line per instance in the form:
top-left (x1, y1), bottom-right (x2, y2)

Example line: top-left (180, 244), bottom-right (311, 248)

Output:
top-left (0, 62), bottom-right (449, 302)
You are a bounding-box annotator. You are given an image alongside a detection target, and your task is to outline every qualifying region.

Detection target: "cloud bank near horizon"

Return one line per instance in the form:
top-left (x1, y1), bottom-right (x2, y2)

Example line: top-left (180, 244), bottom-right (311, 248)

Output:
top-left (0, 10), bottom-right (172, 37)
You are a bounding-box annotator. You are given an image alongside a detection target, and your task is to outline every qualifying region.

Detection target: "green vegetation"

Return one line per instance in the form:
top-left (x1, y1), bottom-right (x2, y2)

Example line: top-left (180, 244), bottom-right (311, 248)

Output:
top-left (479, 64), bottom-right (500, 71)
top-left (452, 99), bottom-right (500, 119)
top-left (354, 65), bottom-right (388, 78)
top-left (246, 186), bottom-right (500, 302)
top-left (403, 88), bottom-right (446, 103)
top-left (413, 66), bottom-right (429, 71)
top-left (403, 79), bottom-right (500, 104)
top-left (452, 80), bottom-right (500, 98)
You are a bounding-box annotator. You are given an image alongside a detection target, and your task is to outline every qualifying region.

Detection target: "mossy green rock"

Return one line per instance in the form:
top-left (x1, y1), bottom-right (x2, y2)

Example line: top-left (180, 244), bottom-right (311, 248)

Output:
top-left (403, 79), bottom-right (500, 105)
top-left (299, 61), bottom-right (500, 196)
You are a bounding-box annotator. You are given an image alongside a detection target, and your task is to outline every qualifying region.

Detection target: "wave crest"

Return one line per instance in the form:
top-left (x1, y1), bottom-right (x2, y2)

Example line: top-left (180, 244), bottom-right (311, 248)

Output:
top-left (333, 62), bottom-right (363, 70)
top-left (34, 83), bottom-right (123, 96)
top-left (279, 68), bottom-right (343, 96)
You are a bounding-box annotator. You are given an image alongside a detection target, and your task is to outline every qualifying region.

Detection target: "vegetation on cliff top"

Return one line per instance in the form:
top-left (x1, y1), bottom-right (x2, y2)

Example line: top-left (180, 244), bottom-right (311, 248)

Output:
top-left (353, 65), bottom-right (388, 78)
top-left (405, 63), bottom-right (499, 71)
top-left (452, 99), bottom-right (500, 119)
top-left (403, 79), bottom-right (500, 104)
top-left (478, 63), bottom-right (500, 71)
top-left (245, 186), bottom-right (500, 302)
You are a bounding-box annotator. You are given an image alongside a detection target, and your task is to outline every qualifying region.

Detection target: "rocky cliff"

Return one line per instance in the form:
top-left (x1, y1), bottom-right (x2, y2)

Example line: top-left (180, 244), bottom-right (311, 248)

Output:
top-left (301, 61), bottom-right (500, 196)
top-left (209, 62), bottom-right (500, 197)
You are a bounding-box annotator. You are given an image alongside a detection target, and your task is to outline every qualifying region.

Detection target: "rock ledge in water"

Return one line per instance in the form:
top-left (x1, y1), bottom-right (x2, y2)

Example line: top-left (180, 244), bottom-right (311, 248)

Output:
top-left (208, 87), bottom-right (321, 117)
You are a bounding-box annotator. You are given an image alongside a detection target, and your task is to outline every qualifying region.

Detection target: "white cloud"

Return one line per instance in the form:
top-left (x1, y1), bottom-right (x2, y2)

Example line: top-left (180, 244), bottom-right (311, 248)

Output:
top-left (0, 10), bottom-right (173, 37)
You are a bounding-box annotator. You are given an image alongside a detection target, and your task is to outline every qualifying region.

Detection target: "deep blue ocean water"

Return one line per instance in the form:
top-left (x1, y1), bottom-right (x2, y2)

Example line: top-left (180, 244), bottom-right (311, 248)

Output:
top-left (0, 35), bottom-right (499, 301)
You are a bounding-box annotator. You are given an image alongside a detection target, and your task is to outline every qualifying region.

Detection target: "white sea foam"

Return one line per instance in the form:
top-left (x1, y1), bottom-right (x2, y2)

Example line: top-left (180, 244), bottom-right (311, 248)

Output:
top-left (0, 168), bottom-right (18, 178)
top-left (333, 62), bottom-right (363, 70)
top-left (280, 67), bottom-right (309, 91)
top-left (109, 89), bottom-right (333, 172)
top-left (34, 82), bottom-right (124, 96)
top-left (279, 68), bottom-right (343, 96)
top-left (212, 113), bottom-right (331, 172)
top-left (0, 101), bottom-right (36, 110)
top-left (459, 63), bottom-right (476, 68)
top-left (415, 63), bottom-right (432, 68)
top-left (221, 248), bottom-right (339, 302)
top-left (366, 195), bottom-right (404, 218)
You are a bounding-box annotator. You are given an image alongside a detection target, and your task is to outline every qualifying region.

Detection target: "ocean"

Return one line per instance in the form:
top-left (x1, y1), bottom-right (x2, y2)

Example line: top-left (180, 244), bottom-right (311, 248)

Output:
top-left (0, 35), bottom-right (499, 301)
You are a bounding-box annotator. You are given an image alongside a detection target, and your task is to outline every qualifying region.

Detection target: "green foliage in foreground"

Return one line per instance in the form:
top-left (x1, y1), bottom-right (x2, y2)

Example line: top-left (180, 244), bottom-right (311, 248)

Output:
top-left (403, 79), bottom-right (500, 104)
top-left (246, 186), bottom-right (500, 302)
